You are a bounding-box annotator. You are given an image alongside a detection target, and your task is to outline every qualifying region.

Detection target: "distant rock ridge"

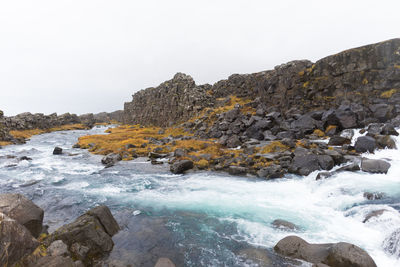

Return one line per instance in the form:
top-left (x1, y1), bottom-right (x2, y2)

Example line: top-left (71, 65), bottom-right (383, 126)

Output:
top-left (123, 38), bottom-right (400, 126)
top-left (0, 110), bottom-right (123, 144)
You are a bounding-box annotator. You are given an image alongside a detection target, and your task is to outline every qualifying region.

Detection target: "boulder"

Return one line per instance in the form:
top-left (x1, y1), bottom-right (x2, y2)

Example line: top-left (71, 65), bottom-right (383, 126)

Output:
top-left (228, 166), bottom-right (247, 176)
top-left (317, 155), bottom-right (334, 170)
top-left (257, 165), bottom-right (284, 179)
top-left (274, 236), bottom-right (376, 267)
top-left (48, 240), bottom-right (70, 257)
top-left (45, 206), bottom-right (119, 265)
top-left (290, 153), bottom-right (320, 176)
top-left (53, 147), bottom-right (63, 155)
top-left (170, 160), bottom-right (194, 174)
top-left (363, 209), bottom-right (386, 223)
top-left (0, 212), bottom-right (39, 267)
top-left (101, 153), bottom-right (122, 167)
top-left (374, 135), bottom-right (397, 149)
top-left (0, 193), bottom-right (44, 237)
top-left (381, 123), bottom-right (399, 136)
top-left (354, 136), bottom-right (376, 153)
top-left (328, 136), bottom-right (351, 146)
top-left (226, 135), bottom-right (241, 148)
top-left (361, 158), bottom-right (391, 174)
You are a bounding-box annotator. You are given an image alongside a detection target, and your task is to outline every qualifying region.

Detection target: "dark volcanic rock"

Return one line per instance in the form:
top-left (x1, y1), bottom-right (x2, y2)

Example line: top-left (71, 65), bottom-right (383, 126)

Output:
top-left (355, 136), bottom-right (377, 153)
top-left (228, 166), bottom-right (247, 176)
top-left (101, 153), bottom-right (122, 168)
top-left (257, 165), bottom-right (284, 179)
top-left (53, 146), bottom-right (63, 155)
top-left (45, 206), bottom-right (119, 265)
top-left (361, 158), bottom-right (391, 174)
top-left (0, 193), bottom-right (44, 238)
top-left (274, 235), bottom-right (377, 267)
top-left (290, 153), bottom-right (319, 176)
top-left (0, 212), bottom-right (39, 267)
top-left (328, 136), bottom-right (351, 146)
top-left (170, 160), bottom-right (194, 174)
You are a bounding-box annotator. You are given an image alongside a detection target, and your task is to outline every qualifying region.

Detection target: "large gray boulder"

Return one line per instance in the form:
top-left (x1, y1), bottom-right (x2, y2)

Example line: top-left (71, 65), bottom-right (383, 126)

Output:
top-left (0, 212), bottom-right (39, 267)
top-left (0, 193), bottom-right (44, 238)
top-left (274, 235), bottom-right (377, 267)
top-left (361, 158), bottom-right (391, 174)
top-left (45, 206), bottom-right (119, 266)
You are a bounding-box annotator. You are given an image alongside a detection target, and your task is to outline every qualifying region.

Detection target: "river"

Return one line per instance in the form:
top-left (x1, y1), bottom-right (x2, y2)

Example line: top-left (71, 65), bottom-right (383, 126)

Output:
top-left (0, 126), bottom-right (399, 266)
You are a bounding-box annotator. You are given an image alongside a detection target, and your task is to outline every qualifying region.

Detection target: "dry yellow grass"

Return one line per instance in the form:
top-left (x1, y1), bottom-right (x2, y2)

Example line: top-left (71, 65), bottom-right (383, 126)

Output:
top-left (9, 124), bottom-right (88, 140)
top-left (380, 89), bottom-right (397, 98)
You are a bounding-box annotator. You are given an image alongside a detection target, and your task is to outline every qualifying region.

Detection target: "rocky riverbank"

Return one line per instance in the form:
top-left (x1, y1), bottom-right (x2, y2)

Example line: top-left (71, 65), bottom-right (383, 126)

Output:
top-left (75, 39), bottom-right (400, 179)
top-left (0, 110), bottom-right (123, 145)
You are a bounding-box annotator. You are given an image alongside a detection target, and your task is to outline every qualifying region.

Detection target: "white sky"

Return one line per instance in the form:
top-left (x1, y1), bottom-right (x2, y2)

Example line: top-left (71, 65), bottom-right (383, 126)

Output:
top-left (0, 0), bottom-right (399, 116)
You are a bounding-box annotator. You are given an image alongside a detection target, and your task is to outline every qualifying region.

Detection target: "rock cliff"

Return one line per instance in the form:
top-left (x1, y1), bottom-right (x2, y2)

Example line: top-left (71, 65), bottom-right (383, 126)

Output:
top-left (124, 39), bottom-right (400, 126)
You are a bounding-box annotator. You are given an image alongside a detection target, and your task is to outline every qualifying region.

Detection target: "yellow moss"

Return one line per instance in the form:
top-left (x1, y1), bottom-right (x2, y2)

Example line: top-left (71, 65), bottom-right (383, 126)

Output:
top-left (32, 245), bottom-right (47, 257)
top-left (380, 89), bottom-right (397, 98)
top-left (0, 141), bottom-right (12, 146)
top-left (303, 81), bottom-right (310, 88)
top-left (9, 124), bottom-right (87, 140)
top-left (259, 141), bottom-right (289, 154)
top-left (298, 70), bottom-right (305, 76)
top-left (313, 129), bottom-right (325, 137)
top-left (196, 159), bottom-right (209, 169)
top-left (394, 64), bottom-right (400, 69)
top-left (362, 78), bottom-right (368, 85)
top-left (325, 125), bottom-right (337, 133)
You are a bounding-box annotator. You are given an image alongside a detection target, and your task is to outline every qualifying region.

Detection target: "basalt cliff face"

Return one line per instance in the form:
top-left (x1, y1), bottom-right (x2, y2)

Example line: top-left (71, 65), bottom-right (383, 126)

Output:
top-left (124, 39), bottom-right (400, 126)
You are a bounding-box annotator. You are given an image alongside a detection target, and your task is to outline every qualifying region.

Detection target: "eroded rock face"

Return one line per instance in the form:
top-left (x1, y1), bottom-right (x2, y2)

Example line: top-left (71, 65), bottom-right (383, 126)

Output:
top-left (0, 212), bottom-right (39, 267)
top-left (0, 193), bottom-right (44, 238)
top-left (274, 235), bottom-right (377, 267)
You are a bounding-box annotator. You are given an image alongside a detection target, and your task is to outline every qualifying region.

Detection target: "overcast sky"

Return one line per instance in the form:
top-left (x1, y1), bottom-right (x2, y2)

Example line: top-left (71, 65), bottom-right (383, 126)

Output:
top-left (0, 0), bottom-right (399, 116)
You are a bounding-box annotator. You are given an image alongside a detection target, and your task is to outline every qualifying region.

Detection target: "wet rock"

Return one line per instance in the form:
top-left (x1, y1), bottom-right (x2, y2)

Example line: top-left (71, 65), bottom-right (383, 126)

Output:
top-left (238, 248), bottom-right (272, 267)
top-left (375, 135), bottom-right (397, 149)
top-left (149, 152), bottom-right (168, 159)
top-left (383, 228), bottom-right (400, 258)
top-left (363, 209), bottom-right (386, 223)
top-left (154, 257), bottom-right (176, 267)
top-left (363, 192), bottom-right (384, 200)
top-left (274, 235), bottom-right (377, 267)
top-left (45, 206), bottom-right (119, 265)
top-left (355, 136), bottom-right (376, 153)
top-left (0, 193), bottom-right (44, 238)
top-left (257, 165), bottom-right (284, 179)
top-left (328, 136), bottom-right (351, 146)
top-left (20, 156), bottom-right (32, 161)
top-left (170, 160), bottom-right (194, 174)
top-left (361, 158), bottom-right (391, 174)
top-left (336, 163), bottom-right (360, 172)
top-left (53, 147), bottom-right (63, 155)
top-left (0, 212), bottom-right (39, 267)
top-left (228, 166), bottom-right (247, 175)
top-left (340, 129), bottom-right (355, 140)
top-left (316, 171), bottom-right (333, 180)
top-left (272, 219), bottom-right (298, 230)
top-left (101, 153), bottom-right (122, 167)
top-left (290, 153), bottom-right (319, 176)
top-left (317, 155), bottom-right (334, 171)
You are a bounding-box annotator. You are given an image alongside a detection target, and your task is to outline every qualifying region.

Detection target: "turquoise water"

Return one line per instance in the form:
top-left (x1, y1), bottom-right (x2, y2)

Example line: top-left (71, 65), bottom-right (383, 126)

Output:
top-left (0, 126), bottom-right (399, 266)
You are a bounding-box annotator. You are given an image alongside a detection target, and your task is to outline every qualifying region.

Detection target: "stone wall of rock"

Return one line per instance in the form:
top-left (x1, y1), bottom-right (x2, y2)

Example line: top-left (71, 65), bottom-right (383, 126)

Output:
top-left (123, 39), bottom-right (400, 126)
top-left (123, 73), bottom-right (215, 127)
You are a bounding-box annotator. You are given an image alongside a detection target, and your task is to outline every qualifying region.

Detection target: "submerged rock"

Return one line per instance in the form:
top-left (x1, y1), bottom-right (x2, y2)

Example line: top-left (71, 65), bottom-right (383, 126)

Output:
top-left (0, 193), bottom-right (44, 238)
top-left (274, 235), bottom-right (377, 267)
top-left (272, 219), bottom-right (298, 231)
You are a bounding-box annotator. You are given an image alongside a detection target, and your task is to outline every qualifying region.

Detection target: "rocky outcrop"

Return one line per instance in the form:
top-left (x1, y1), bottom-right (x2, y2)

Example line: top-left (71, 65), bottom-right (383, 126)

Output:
top-left (124, 73), bottom-right (215, 126)
top-left (274, 235), bottom-right (377, 267)
top-left (124, 39), bottom-right (400, 127)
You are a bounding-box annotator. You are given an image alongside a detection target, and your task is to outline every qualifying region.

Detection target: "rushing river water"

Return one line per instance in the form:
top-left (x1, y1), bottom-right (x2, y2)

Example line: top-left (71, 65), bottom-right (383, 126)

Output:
top-left (0, 126), bottom-right (400, 266)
